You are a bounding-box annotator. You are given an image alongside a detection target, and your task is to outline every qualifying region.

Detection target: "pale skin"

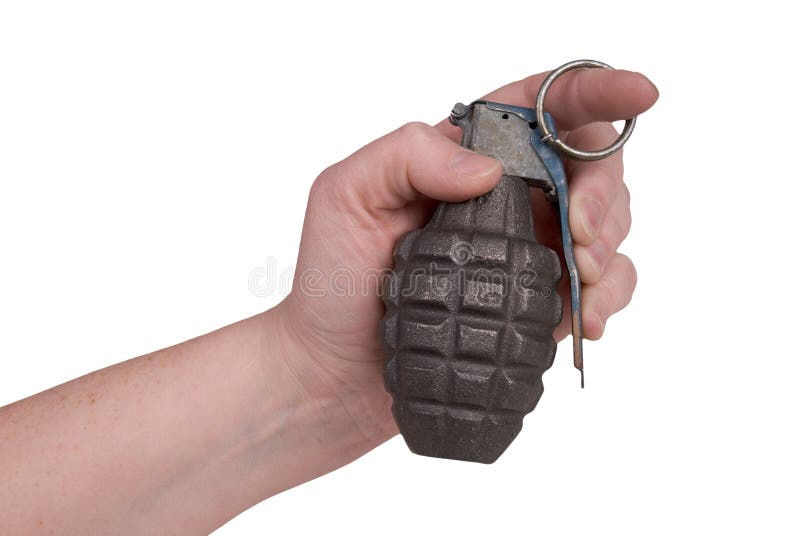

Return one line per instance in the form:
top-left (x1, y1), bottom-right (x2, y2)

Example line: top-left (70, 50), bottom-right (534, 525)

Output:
top-left (0, 69), bottom-right (658, 534)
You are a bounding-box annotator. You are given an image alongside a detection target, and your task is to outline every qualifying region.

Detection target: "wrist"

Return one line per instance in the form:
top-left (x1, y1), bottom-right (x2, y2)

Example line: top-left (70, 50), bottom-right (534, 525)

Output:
top-left (248, 302), bottom-right (394, 487)
top-left (264, 298), bottom-right (397, 444)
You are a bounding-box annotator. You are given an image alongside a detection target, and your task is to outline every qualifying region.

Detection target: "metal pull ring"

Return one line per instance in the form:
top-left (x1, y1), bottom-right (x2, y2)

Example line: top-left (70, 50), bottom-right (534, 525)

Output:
top-left (535, 59), bottom-right (637, 161)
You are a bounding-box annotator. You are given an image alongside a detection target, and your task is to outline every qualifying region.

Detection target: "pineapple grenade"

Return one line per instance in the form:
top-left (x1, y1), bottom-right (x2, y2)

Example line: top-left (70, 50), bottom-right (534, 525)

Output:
top-left (380, 61), bottom-right (638, 463)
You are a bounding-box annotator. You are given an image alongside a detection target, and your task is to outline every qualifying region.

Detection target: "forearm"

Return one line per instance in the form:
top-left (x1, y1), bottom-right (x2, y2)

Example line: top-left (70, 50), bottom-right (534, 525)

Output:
top-left (0, 304), bottom-right (384, 534)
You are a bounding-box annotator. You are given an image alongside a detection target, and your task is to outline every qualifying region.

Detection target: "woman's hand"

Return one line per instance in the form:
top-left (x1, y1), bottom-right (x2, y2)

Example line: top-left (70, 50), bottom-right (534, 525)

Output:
top-left (276, 68), bottom-right (659, 447)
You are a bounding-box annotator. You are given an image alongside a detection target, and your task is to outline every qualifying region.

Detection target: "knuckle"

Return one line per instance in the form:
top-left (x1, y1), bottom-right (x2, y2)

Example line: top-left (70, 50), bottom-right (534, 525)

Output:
top-left (618, 253), bottom-right (638, 295)
top-left (309, 164), bottom-right (338, 198)
top-left (620, 182), bottom-right (631, 206)
top-left (620, 206), bottom-right (632, 239)
top-left (607, 203), bottom-right (632, 247)
top-left (309, 162), bottom-right (353, 207)
top-left (396, 121), bottom-right (436, 143)
top-left (615, 184), bottom-right (633, 239)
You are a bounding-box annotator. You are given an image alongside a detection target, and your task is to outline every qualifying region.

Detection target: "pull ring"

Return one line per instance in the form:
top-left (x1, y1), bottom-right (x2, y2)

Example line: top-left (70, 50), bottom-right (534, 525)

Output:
top-left (535, 59), bottom-right (637, 161)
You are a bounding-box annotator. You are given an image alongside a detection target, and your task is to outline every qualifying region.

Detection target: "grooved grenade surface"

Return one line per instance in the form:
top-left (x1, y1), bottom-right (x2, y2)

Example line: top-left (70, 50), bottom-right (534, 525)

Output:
top-left (381, 176), bottom-right (563, 463)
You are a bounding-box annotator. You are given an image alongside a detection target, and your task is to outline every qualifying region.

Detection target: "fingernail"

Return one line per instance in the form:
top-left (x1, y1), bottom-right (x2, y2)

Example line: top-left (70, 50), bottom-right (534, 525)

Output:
top-left (580, 198), bottom-right (603, 240)
top-left (587, 240), bottom-right (608, 274)
top-left (588, 312), bottom-right (606, 339)
top-left (451, 151), bottom-right (500, 178)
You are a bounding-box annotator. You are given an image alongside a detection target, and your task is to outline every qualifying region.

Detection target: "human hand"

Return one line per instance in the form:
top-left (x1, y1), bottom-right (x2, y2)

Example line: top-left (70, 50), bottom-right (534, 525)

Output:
top-left (274, 68), bottom-right (659, 448)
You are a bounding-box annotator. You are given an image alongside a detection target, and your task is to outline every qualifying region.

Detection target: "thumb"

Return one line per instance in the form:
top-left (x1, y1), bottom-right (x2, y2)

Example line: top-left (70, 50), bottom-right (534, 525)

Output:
top-left (321, 121), bottom-right (502, 211)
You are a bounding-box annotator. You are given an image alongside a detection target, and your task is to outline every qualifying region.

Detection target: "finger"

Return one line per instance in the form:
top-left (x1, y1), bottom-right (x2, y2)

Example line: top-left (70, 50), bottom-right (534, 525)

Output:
top-left (606, 182), bottom-right (632, 250)
top-left (574, 186), bottom-right (632, 284)
top-left (437, 69), bottom-right (658, 140)
top-left (319, 121), bottom-right (502, 211)
top-left (565, 122), bottom-right (625, 246)
top-left (581, 253), bottom-right (638, 340)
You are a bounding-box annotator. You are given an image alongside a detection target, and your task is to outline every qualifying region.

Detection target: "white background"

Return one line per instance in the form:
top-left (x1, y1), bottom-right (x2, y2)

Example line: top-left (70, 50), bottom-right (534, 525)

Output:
top-left (1, 1), bottom-right (798, 534)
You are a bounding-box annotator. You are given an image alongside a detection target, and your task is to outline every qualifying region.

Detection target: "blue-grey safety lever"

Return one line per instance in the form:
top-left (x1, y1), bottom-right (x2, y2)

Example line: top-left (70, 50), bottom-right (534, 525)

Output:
top-left (449, 99), bottom-right (586, 386)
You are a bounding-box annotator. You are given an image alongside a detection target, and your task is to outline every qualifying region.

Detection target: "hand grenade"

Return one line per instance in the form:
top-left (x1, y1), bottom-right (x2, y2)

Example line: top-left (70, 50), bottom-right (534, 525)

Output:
top-left (381, 60), bottom-right (638, 463)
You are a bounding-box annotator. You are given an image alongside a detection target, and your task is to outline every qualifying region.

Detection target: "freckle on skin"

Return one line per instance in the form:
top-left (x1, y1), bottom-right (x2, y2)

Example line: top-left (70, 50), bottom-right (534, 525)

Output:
top-left (90, 398), bottom-right (96, 405)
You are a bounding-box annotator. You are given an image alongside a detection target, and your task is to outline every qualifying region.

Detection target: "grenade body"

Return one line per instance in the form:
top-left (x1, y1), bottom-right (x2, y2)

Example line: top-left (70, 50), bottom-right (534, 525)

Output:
top-left (381, 175), bottom-right (562, 463)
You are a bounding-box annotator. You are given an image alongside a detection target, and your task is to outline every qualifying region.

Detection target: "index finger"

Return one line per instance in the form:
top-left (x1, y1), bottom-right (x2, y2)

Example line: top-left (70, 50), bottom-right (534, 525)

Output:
top-left (436, 68), bottom-right (658, 141)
